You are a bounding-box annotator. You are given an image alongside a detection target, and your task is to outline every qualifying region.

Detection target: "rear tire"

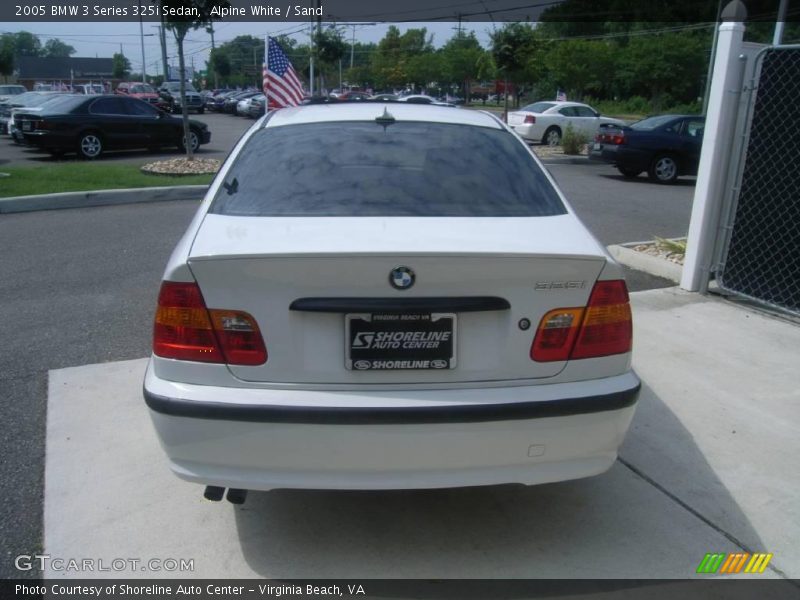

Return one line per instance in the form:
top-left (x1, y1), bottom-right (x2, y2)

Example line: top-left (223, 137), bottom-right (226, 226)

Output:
top-left (542, 126), bottom-right (562, 146)
top-left (648, 154), bottom-right (678, 184)
top-left (618, 167), bottom-right (641, 179)
top-left (77, 131), bottom-right (103, 159)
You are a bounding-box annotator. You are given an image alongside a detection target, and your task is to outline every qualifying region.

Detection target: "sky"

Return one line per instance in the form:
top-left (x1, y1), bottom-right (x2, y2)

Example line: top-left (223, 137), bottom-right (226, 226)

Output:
top-left (0, 21), bottom-right (496, 79)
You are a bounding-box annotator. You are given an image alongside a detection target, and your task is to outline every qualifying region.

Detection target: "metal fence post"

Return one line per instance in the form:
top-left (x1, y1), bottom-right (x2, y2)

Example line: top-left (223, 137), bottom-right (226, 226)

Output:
top-left (681, 3), bottom-right (746, 292)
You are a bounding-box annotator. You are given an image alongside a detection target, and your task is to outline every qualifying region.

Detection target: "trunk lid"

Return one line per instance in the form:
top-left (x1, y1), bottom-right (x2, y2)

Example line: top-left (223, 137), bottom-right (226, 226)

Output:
top-left (187, 215), bottom-right (608, 385)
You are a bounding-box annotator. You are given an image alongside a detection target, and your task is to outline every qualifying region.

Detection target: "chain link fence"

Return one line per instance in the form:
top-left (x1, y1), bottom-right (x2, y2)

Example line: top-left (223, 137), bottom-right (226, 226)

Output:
top-left (716, 46), bottom-right (800, 316)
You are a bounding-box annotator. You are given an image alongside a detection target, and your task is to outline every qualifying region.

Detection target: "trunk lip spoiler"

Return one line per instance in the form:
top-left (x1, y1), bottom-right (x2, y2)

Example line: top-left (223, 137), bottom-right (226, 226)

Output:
top-left (289, 296), bottom-right (511, 313)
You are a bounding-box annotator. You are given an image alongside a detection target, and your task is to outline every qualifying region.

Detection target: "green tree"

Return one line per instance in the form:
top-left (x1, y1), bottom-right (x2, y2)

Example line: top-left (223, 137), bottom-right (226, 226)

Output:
top-left (112, 53), bottom-right (131, 79)
top-left (618, 33), bottom-right (706, 110)
top-left (441, 31), bottom-right (483, 103)
top-left (543, 39), bottom-right (615, 100)
top-left (371, 26), bottom-right (433, 91)
top-left (12, 31), bottom-right (41, 57)
top-left (213, 35), bottom-right (263, 88)
top-left (208, 48), bottom-right (231, 84)
top-left (0, 34), bottom-right (14, 82)
top-left (490, 23), bottom-right (537, 109)
top-left (156, 0), bottom-right (230, 160)
top-left (42, 38), bottom-right (76, 58)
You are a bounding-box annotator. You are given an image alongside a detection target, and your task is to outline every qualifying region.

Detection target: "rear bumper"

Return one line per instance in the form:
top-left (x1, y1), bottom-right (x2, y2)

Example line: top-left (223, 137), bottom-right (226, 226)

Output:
top-left (144, 364), bottom-right (640, 490)
top-left (590, 145), bottom-right (651, 171)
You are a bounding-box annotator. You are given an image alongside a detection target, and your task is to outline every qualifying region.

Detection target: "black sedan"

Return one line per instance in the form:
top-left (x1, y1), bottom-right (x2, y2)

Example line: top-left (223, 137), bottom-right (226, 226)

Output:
top-left (14, 95), bottom-right (211, 159)
top-left (589, 114), bottom-right (705, 183)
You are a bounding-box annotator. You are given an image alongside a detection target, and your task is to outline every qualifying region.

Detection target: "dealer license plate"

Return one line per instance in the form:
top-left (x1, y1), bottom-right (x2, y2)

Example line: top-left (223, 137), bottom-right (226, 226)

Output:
top-left (345, 313), bottom-right (456, 370)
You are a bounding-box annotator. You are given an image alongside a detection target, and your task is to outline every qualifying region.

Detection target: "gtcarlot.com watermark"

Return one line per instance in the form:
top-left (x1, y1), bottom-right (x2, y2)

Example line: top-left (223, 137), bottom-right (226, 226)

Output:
top-left (15, 554), bottom-right (194, 573)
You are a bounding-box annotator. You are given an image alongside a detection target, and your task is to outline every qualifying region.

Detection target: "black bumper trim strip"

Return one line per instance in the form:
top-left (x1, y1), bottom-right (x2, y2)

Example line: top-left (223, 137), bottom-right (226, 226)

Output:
top-left (144, 382), bottom-right (640, 425)
top-left (289, 296), bottom-right (510, 313)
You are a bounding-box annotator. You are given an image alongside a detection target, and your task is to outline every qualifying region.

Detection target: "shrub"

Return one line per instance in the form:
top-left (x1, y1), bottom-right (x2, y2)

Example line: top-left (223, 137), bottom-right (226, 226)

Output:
top-left (561, 123), bottom-right (588, 155)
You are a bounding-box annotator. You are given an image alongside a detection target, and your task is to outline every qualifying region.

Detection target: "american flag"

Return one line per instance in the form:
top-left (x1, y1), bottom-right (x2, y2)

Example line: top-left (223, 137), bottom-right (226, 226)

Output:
top-left (263, 37), bottom-right (304, 108)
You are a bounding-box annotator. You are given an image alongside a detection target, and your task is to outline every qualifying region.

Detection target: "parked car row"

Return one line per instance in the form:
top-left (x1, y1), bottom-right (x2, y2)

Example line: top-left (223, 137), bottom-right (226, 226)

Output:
top-left (205, 89), bottom-right (266, 119)
top-left (4, 93), bottom-right (211, 159)
top-left (506, 99), bottom-right (705, 184)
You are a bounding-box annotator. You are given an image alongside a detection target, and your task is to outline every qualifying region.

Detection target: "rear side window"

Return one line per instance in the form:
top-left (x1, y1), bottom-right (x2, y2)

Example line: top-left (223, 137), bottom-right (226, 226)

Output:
top-left (210, 121), bottom-right (566, 217)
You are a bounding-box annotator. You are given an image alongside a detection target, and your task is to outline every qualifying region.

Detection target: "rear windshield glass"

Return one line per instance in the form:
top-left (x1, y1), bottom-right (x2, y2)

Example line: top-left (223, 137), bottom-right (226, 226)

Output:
top-left (521, 102), bottom-right (555, 113)
top-left (631, 115), bottom-right (679, 131)
top-left (210, 121), bottom-right (566, 217)
top-left (40, 95), bottom-right (86, 112)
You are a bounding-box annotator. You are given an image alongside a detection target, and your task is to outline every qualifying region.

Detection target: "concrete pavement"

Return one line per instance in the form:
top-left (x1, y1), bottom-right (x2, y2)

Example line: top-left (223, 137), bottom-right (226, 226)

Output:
top-left (42, 287), bottom-right (799, 581)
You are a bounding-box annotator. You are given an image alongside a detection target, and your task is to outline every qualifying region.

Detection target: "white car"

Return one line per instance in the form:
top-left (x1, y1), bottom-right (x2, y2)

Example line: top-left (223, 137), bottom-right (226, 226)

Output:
top-left (509, 101), bottom-right (626, 145)
top-left (144, 103), bottom-right (640, 503)
top-left (0, 84), bottom-right (26, 103)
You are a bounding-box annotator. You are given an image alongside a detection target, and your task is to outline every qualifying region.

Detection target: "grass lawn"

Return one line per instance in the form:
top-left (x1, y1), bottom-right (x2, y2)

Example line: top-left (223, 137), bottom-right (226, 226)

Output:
top-left (0, 162), bottom-right (214, 198)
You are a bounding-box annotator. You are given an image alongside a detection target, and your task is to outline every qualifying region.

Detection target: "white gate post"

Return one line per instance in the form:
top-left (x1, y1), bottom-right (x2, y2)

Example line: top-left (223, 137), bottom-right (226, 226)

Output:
top-left (681, 2), bottom-right (746, 292)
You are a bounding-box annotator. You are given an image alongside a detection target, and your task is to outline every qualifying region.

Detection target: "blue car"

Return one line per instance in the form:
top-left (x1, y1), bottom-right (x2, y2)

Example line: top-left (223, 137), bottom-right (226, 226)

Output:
top-left (589, 114), bottom-right (705, 183)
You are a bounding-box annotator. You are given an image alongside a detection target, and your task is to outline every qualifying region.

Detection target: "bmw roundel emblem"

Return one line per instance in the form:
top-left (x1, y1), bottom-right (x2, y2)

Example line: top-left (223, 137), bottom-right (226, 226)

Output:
top-left (389, 266), bottom-right (415, 290)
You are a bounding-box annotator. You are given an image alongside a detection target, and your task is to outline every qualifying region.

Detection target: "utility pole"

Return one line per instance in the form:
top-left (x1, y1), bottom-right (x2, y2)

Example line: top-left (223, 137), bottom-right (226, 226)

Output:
top-left (350, 24), bottom-right (355, 69)
top-left (316, 0), bottom-right (322, 94)
top-left (158, 15), bottom-right (169, 80)
top-left (207, 23), bottom-right (218, 89)
top-left (309, 22), bottom-right (315, 96)
top-left (138, 0), bottom-right (146, 83)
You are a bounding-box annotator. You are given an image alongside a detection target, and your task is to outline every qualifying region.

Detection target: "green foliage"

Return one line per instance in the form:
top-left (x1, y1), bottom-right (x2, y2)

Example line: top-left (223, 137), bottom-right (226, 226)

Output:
top-left (544, 39), bottom-right (615, 100)
top-left (0, 34), bottom-right (14, 79)
top-left (490, 23), bottom-right (537, 81)
top-left (561, 123), bottom-right (588, 155)
top-left (654, 236), bottom-right (687, 255)
top-left (371, 26), bottom-right (435, 90)
top-left (314, 26), bottom-right (347, 66)
top-left (112, 53), bottom-right (131, 79)
top-left (209, 48), bottom-right (231, 80)
top-left (12, 31), bottom-right (41, 57)
top-left (42, 39), bottom-right (76, 58)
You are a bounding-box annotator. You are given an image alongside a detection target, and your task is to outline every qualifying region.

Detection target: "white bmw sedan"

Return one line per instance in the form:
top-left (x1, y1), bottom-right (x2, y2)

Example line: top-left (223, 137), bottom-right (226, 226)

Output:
top-left (508, 100), bottom-right (625, 145)
top-left (144, 102), bottom-right (640, 502)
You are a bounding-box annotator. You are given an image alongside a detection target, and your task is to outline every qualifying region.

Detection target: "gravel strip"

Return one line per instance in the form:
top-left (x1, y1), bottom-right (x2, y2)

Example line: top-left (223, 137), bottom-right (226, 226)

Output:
top-left (140, 158), bottom-right (221, 175)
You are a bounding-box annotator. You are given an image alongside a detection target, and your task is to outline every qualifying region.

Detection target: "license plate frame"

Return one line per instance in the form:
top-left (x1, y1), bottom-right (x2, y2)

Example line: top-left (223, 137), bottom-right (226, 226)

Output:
top-left (345, 313), bottom-right (457, 370)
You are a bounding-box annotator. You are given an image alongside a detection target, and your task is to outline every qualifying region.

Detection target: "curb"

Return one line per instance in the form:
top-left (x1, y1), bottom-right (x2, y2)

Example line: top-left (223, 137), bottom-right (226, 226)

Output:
top-left (608, 242), bottom-right (683, 283)
top-left (538, 156), bottom-right (595, 165)
top-left (0, 185), bottom-right (209, 214)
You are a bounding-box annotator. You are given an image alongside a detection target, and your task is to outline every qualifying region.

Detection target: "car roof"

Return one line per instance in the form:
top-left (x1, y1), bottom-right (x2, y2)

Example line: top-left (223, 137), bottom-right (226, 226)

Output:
top-left (265, 102), bottom-right (503, 129)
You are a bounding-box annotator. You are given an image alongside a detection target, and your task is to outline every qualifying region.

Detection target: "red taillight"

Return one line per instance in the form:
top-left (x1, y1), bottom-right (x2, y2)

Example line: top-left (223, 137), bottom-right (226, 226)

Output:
top-left (530, 280), bottom-right (632, 362)
top-left (596, 132), bottom-right (625, 145)
top-left (524, 115), bottom-right (536, 124)
top-left (153, 281), bottom-right (267, 365)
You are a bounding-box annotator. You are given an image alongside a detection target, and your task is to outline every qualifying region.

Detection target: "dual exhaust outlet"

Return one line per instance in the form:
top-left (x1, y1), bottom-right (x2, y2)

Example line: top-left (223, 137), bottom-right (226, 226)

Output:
top-left (204, 486), bottom-right (247, 505)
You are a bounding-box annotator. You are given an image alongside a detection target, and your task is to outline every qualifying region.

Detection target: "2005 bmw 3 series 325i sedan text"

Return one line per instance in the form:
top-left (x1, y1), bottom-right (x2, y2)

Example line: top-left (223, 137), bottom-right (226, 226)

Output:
top-left (143, 102), bottom-right (640, 500)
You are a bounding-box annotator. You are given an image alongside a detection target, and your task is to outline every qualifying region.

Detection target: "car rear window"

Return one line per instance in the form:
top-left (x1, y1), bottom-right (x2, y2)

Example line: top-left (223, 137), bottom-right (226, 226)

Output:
top-left (631, 115), bottom-right (680, 131)
top-left (521, 102), bottom-right (556, 113)
top-left (210, 121), bottom-right (566, 217)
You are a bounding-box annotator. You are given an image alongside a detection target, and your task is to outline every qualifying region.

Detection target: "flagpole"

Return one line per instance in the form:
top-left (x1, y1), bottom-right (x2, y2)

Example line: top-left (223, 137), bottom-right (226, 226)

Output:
top-left (264, 35), bottom-right (269, 111)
